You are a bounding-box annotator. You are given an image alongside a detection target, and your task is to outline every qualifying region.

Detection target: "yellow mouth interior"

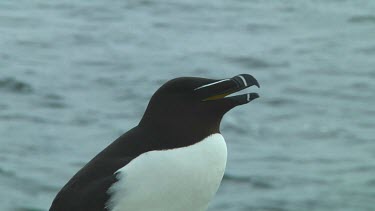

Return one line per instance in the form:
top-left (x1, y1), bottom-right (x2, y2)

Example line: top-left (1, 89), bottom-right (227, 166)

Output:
top-left (204, 91), bottom-right (236, 101)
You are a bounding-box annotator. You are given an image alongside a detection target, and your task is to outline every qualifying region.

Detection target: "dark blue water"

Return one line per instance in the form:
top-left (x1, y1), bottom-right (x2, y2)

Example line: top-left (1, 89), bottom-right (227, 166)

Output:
top-left (1, 1), bottom-right (375, 210)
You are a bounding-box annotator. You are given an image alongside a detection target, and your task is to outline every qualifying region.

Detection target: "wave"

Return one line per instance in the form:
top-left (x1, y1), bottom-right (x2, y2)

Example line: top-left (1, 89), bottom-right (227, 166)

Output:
top-left (0, 77), bottom-right (33, 94)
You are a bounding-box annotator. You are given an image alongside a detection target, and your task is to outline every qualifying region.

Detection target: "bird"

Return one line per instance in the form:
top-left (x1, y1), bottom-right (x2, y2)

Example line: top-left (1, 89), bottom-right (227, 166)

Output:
top-left (49, 74), bottom-right (260, 211)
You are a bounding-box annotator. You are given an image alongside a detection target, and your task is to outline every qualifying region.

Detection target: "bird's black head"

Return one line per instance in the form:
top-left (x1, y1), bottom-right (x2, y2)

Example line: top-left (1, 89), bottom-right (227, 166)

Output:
top-left (138, 74), bottom-right (260, 148)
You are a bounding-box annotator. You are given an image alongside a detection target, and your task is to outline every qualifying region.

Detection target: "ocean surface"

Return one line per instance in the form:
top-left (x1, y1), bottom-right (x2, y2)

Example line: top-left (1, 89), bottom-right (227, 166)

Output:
top-left (1, 0), bottom-right (375, 210)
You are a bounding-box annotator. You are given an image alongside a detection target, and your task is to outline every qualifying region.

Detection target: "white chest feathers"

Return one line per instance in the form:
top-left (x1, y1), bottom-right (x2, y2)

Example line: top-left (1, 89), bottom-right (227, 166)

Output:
top-left (107, 133), bottom-right (227, 211)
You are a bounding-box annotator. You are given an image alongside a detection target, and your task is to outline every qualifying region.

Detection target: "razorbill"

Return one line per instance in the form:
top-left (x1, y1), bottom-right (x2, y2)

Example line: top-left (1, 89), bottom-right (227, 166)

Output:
top-left (49, 74), bottom-right (260, 211)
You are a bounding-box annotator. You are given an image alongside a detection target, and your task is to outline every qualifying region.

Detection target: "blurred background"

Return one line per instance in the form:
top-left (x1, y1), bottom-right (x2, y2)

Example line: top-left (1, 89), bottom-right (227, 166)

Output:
top-left (1, 0), bottom-right (375, 210)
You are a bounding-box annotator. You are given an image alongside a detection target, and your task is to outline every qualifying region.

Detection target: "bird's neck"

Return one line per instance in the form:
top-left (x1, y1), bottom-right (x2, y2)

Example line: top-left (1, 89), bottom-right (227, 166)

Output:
top-left (138, 116), bottom-right (222, 149)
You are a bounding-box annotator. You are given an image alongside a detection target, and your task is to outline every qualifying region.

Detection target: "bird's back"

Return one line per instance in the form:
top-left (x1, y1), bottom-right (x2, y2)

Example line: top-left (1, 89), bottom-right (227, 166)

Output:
top-left (50, 127), bottom-right (150, 211)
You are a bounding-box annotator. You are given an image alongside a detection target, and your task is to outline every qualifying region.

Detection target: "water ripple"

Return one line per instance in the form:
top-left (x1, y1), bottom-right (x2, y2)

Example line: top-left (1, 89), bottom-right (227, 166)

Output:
top-left (0, 114), bottom-right (58, 124)
top-left (246, 23), bottom-right (280, 33)
top-left (13, 207), bottom-right (44, 211)
top-left (262, 97), bottom-right (298, 107)
top-left (224, 173), bottom-right (276, 189)
top-left (226, 56), bottom-right (289, 69)
top-left (348, 15), bottom-right (375, 24)
top-left (0, 78), bottom-right (33, 94)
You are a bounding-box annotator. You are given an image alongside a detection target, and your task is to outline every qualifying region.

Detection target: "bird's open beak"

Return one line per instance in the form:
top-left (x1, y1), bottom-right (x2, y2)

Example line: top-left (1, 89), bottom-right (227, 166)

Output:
top-left (194, 74), bottom-right (260, 105)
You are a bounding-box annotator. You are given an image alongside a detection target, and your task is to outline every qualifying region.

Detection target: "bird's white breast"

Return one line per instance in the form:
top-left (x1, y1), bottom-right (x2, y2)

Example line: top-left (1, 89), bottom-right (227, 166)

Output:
top-left (107, 133), bottom-right (227, 211)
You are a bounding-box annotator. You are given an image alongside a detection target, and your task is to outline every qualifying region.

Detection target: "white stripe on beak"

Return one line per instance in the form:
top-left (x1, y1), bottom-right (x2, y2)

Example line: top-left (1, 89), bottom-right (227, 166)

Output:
top-left (194, 79), bottom-right (231, 91)
top-left (238, 75), bottom-right (247, 87)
